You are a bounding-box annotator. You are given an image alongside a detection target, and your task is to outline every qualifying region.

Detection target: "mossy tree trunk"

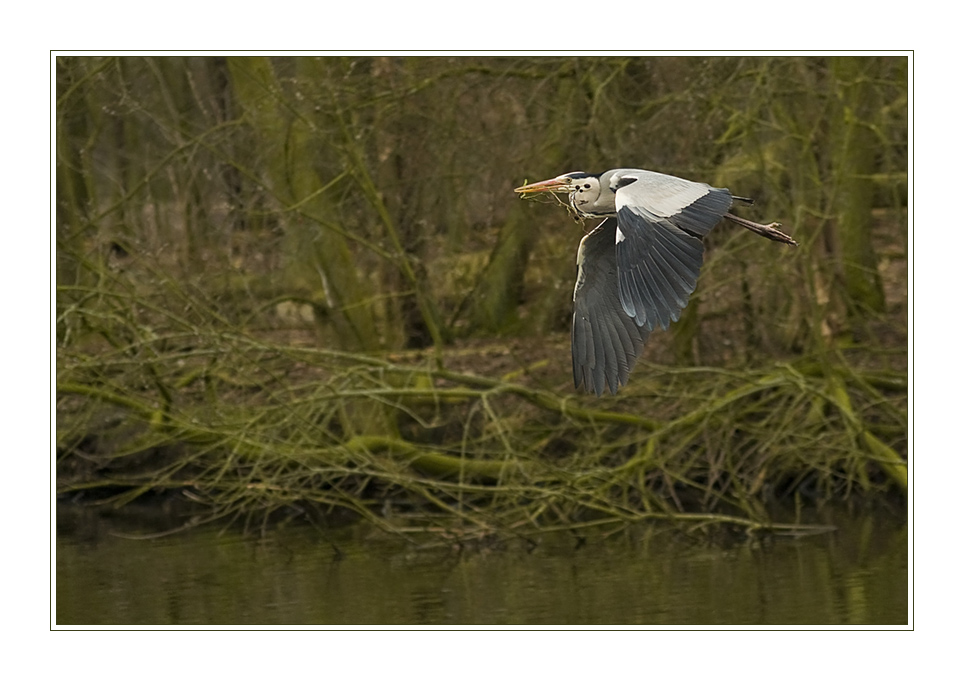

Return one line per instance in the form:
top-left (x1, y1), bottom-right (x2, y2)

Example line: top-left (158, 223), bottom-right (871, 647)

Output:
top-left (466, 206), bottom-right (534, 333)
top-left (830, 57), bottom-right (887, 328)
top-left (56, 58), bottom-right (97, 286)
top-left (228, 57), bottom-right (397, 438)
top-left (466, 61), bottom-right (587, 334)
top-left (228, 56), bottom-right (383, 353)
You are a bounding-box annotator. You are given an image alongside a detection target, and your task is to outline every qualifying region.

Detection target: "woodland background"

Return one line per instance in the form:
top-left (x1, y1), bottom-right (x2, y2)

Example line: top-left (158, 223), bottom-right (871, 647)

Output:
top-left (55, 56), bottom-right (907, 539)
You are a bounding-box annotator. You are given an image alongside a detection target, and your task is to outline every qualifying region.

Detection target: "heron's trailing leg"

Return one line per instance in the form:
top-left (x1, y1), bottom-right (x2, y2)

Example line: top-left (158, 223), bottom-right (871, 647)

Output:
top-left (724, 213), bottom-right (797, 246)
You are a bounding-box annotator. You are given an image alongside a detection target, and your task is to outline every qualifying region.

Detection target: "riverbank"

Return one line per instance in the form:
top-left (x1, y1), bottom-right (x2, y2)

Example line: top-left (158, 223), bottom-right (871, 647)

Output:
top-left (57, 331), bottom-right (907, 543)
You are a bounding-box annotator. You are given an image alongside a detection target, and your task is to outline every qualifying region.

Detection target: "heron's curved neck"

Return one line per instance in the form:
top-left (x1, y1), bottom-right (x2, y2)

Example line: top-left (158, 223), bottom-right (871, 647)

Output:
top-left (569, 193), bottom-right (612, 219)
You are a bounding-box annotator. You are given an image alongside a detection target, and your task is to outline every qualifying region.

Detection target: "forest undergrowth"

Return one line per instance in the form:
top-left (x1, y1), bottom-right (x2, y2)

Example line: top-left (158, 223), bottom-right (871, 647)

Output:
top-left (56, 281), bottom-right (907, 544)
top-left (55, 55), bottom-right (909, 545)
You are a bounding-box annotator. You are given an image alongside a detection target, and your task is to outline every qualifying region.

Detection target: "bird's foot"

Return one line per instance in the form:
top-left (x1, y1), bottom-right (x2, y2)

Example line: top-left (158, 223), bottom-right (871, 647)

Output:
top-left (760, 222), bottom-right (798, 246)
top-left (724, 213), bottom-right (798, 246)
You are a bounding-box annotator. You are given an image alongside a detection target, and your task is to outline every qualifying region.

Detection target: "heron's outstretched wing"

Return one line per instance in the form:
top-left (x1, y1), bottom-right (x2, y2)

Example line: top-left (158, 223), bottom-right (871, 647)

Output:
top-left (612, 172), bottom-right (732, 330)
top-left (572, 219), bottom-right (651, 396)
top-left (611, 170), bottom-right (732, 236)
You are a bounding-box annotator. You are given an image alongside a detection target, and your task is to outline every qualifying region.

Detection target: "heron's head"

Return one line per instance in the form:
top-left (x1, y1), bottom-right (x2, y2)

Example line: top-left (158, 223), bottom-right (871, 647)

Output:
top-left (514, 172), bottom-right (611, 217)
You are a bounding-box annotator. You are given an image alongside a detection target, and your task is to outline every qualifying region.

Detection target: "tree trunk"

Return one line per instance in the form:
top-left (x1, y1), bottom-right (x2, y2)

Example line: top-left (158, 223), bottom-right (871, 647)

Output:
top-left (831, 57), bottom-right (887, 325)
top-left (227, 56), bottom-right (383, 352)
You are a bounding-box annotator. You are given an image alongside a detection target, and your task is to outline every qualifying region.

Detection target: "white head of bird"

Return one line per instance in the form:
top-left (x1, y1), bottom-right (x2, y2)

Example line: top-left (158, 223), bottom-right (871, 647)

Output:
top-left (514, 171), bottom-right (616, 219)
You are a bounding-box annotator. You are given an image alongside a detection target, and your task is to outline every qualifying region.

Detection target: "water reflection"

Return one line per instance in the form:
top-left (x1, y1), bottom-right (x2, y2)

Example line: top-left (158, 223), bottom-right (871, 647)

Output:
top-left (56, 506), bottom-right (907, 626)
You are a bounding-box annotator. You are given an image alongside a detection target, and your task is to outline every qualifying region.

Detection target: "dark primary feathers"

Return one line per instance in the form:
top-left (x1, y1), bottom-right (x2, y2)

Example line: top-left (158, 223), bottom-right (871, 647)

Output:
top-left (572, 218), bottom-right (651, 395)
top-left (614, 183), bottom-right (733, 331)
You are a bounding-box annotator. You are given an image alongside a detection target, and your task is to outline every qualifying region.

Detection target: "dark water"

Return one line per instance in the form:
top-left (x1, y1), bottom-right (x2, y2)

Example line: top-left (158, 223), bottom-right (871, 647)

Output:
top-left (55, 505), bottom-right (908, 626)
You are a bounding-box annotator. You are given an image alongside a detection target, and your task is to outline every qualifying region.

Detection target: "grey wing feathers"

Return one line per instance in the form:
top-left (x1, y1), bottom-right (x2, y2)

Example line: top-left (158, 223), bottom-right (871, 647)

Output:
top-left (615, 207), bottom-right (705, 331)
top-left (614, 171), bottom-right (733, 237)
top-left (572, 219), bottom-right (650, 396)
top-left (668, 189), bottom-right (734, 238)
top-left (614, 179), bottom-right (733, 330)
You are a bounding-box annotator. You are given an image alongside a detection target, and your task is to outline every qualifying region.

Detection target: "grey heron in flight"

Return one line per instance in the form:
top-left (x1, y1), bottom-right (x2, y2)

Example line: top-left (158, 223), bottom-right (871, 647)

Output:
top-left (515, 169), bottom-right (796, 396)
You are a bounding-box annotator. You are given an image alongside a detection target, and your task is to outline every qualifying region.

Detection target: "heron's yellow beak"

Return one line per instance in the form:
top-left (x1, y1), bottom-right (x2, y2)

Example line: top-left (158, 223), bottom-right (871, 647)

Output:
top-left (514, 176), bottom-right (572, 194)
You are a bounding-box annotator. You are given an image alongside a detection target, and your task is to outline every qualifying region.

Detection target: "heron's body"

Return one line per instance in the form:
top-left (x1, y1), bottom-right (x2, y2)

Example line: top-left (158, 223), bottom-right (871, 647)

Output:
top-left (515, 168), bottom-right (796, 396)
